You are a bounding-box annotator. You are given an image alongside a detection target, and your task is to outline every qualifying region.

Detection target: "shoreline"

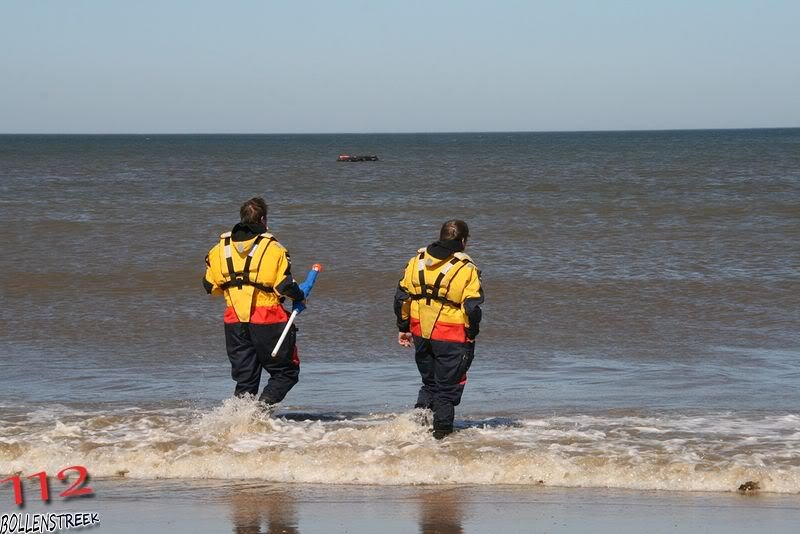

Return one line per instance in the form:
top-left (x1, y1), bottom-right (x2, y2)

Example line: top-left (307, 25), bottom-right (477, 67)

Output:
top-left (13, 480), bottom-right (800, 533)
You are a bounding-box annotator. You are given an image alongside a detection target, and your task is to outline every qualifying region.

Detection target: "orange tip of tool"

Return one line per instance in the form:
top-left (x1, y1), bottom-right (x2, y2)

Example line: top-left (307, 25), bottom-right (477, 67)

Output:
top-left (312, 263), bottom-right (323, 272)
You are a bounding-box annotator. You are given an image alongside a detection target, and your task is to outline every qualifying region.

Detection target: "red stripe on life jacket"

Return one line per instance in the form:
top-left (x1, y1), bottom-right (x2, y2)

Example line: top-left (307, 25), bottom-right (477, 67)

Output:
top-left (223, 305), bottom-right (289, 324)
top-left (431, 320), bottom-right (467, 343)
top-left (250, 305), bottom-right (289, 324)
top-left (223, 307), bottom-right (239, 324)
top-left (410, 318), bottom-right (423, 338)
top-left (409, 318), bottom-right (467, 343)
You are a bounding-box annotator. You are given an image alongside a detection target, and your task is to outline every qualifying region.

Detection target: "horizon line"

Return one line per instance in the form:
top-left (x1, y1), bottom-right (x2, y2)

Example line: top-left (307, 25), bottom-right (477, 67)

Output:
top-left (1, 125), bottom-right (798, 136)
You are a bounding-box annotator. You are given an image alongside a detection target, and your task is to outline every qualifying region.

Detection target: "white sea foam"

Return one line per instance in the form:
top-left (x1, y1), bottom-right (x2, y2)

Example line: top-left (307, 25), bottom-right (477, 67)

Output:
top-left (1, 398), bottom-right (799, 493)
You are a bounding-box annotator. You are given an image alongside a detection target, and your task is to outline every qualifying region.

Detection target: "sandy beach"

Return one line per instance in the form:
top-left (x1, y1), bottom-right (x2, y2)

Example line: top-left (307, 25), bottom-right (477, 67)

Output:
top-left (10, 479), bottom-right (798, 533)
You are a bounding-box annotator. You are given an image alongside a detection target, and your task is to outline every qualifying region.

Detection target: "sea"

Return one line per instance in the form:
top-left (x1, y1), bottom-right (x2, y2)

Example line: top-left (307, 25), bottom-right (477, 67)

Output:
top-left (1, 130), bottom-right (799, 495)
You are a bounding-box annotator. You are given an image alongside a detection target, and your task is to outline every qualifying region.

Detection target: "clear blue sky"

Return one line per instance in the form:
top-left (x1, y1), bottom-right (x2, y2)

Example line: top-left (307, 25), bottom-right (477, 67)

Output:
top-left (1, 0), bottom-right (798, 133)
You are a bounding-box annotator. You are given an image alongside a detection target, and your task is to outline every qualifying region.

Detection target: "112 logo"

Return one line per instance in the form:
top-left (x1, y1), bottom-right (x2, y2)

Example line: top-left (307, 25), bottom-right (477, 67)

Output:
top-left (1, 466), bottom-right (94, 506)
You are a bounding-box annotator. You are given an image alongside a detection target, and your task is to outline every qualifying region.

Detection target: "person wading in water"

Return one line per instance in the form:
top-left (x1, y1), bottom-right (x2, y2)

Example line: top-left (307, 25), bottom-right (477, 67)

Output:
top-left (394, 220), bottom-right (484, 439)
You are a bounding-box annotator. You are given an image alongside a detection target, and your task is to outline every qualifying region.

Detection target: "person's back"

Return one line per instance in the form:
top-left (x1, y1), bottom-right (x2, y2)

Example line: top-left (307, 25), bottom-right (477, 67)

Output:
top-left (394, 220), bottom-right (484, 439)
top-left (205, 222), bottom-right (297, 325)
top-left (204, 197), bottom-right (306, 406)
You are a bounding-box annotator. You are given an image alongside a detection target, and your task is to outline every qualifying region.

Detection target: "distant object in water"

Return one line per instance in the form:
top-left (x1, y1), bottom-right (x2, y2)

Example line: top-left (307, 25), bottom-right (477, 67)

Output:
top-left (337, 153), bottom-right (379, 162)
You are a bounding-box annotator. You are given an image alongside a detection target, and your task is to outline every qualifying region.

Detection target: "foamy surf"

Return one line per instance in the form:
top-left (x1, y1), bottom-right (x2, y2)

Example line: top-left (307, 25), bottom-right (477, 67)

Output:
top-left (1, 398), bottom-right (798, 493)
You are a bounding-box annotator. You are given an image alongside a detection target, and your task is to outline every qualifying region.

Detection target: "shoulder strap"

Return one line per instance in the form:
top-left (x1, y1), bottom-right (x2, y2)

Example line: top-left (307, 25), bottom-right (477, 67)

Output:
top-left (239, 235), bottom-right (266, 286)
top-left (435, 256), bottom-right (471, 303)
top-left (219, 234), bottom-right (275, 292)
top-left (412, 250), bottom-right (472, 306)
top-left (248, 235), bottom-right (274, 285)
top-left (429, 256), bottom-right (461, 303)
top-left (245, 235), bottom-right (274, 309)
top-left (453, 251), bottom-right (473, 263)
top-left (221, 235), bottom-right (237, 286)
top-left (416, 250), bottom-right (428, 304)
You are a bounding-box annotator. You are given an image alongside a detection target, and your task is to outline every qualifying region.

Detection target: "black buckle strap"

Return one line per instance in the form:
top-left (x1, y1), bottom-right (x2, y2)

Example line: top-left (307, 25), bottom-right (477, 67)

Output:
top-left (219, 279), bottom-right (274, 291)
top-left (411, 254), bottom-right (470, 308)
top-left (221, 235), bottom-right (275, 294)
top-left (409, 293), bottom-right (461, 308)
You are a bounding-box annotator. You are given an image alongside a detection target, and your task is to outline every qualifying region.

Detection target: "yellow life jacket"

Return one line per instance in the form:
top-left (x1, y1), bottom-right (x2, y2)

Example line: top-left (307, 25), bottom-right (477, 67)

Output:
top-left (406, 248), bottom-right (475, 340)
top-left (216, 231), bottom-right (277, 322)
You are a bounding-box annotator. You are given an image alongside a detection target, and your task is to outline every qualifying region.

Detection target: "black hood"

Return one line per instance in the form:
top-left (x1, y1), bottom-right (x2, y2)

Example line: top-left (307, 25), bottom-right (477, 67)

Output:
top-left (426, 239), bottom-right (465, 260)
top-left (231, 222), bottom-right (266, 242)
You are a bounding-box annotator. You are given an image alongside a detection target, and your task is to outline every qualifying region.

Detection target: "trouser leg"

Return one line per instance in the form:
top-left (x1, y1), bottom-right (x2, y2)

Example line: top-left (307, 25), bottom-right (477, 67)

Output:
top-left (431, 340), bottom-right (475, 432)
top-left (413, 336), bottom-right (435, 409)
top-left (225, 323), bottom-right (262, 397)
top-left (251, 322), bottom-right (300, 404)
top-left (451, 341), bottom-right (474, 408)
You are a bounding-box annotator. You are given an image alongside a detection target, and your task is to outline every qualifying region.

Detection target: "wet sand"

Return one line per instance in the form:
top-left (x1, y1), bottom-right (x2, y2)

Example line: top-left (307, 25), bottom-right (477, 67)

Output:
top-left (15, 480), bottom-right (800, 533)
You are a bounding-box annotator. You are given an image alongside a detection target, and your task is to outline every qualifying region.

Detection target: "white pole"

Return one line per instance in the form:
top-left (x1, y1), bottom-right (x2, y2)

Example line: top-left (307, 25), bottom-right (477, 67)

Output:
top-left (271, 310), bottom-right (299, 357)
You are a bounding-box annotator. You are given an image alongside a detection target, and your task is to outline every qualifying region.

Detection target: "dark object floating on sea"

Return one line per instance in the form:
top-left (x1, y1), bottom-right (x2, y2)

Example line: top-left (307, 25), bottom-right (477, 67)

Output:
top-left (337, 153), bottom-right (379, 162)
top-left (738, 481), bottom-right (760, 492)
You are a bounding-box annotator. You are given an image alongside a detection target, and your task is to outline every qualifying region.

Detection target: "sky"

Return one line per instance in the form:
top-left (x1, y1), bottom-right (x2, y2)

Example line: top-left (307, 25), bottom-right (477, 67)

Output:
top-left (0, 0), bottom-right (798, 133)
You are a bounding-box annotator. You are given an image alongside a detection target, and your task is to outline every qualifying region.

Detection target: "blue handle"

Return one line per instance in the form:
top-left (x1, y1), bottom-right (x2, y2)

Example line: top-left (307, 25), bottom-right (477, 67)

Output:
top-left (303, 268), bottom-right (320, 294)
top-left (294, 264), bottom-right (322, 313)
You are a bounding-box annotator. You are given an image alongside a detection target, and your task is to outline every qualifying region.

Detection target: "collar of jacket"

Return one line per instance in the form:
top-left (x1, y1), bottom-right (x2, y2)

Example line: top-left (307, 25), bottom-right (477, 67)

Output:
top-left (231, 222), bottom-right (267, 242)
top-left (426, 239), bottom-right (465, 260)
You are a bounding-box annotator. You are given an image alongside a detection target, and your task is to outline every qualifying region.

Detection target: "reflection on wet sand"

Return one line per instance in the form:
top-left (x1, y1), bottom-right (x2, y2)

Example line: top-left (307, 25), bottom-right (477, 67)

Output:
top-left (224, 483), bottom-right (466, 534)
top-left (229, 489), bottom-right (299, 534)
top-left (418, 488), bottom-right (464, 534)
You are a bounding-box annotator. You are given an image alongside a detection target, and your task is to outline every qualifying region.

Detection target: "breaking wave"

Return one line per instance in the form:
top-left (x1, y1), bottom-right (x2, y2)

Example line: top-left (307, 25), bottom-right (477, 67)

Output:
top-left (1, 398), bottom-right (799, 493)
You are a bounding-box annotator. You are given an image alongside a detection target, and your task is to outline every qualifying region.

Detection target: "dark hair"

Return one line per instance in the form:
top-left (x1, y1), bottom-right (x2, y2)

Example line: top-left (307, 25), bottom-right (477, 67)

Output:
top-left (240, 197), bottom-right (268, 225)
top-left (439, 219), bottom-right (469, 241)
